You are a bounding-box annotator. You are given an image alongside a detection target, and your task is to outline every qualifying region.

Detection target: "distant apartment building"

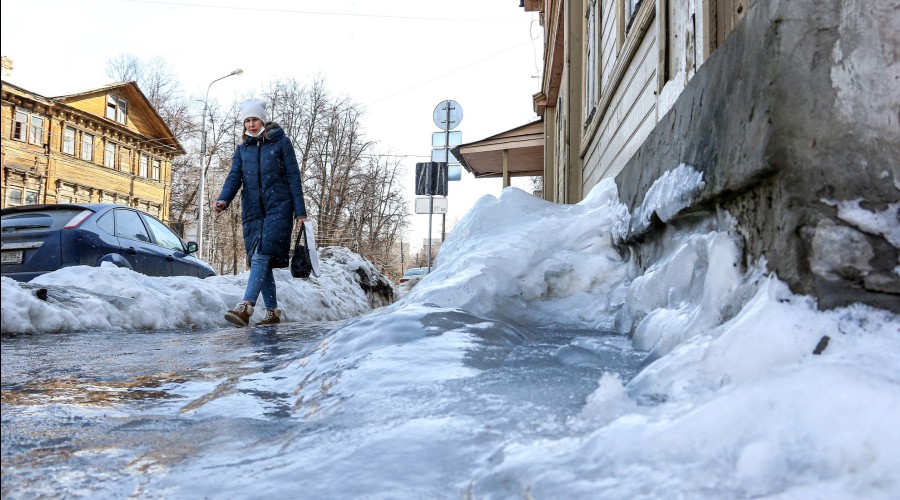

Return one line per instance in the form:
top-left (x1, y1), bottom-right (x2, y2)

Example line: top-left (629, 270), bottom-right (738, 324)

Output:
top-left (1, 80), bottom-right (184, 222)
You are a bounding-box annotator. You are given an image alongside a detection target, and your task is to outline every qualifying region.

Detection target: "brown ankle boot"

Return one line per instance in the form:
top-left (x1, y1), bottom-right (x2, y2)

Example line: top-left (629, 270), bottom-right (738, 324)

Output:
top-left (225, 301), bottom-right (254, 327)
top-left (256, 308), bottom-right (282, 326)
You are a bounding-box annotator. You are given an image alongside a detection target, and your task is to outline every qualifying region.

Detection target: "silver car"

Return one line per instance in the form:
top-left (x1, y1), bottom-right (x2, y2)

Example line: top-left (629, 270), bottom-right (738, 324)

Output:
top-left (399, 267), bottom-right (430, 292)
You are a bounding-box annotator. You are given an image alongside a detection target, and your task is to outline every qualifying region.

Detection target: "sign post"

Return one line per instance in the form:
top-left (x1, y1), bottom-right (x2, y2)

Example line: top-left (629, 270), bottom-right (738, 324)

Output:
top-left (414, 100), bottom-right (462, 272)
top-left (415, 162), bottom-right (448, 272)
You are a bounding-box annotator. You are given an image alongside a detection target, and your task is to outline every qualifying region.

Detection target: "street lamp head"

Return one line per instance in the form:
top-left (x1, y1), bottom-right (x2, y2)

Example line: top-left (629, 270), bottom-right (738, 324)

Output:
top-left (230, 69), bottom-right (244, 76)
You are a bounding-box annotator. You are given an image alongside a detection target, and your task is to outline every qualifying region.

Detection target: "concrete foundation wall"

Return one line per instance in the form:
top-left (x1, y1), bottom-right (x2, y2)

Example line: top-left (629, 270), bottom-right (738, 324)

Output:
top-left (615, 0), bottom-right (899, 311)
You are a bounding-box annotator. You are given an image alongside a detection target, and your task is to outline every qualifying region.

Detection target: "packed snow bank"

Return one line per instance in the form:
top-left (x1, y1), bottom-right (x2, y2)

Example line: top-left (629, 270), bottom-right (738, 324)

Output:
top-left (3, 161), bottom-right (898, 497)
top-left (402, 179), bottom-right (632, 329)
top-left (0, 247), bottom-right (396, 334)
top-left (381, 166), bottom-right (899, 497)
top-left (468, 277), bottom-right (900, 499)
top-left (283, 302), bottom-right (531, 421)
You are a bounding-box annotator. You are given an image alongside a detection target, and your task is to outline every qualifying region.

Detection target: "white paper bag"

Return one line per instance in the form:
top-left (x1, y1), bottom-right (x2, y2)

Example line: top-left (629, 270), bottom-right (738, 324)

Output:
top-left (303, 220), bottom-right (320, 277)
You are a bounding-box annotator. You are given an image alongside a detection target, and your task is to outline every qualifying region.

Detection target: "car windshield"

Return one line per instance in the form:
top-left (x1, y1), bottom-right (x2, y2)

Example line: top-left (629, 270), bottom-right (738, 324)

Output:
top-left (404, 268), bottom-right (428, 277)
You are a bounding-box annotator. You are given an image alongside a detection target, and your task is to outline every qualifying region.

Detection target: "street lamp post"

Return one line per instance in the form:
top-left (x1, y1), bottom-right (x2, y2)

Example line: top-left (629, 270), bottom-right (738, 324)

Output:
top-left (197, 68), bottom-right (243, 259)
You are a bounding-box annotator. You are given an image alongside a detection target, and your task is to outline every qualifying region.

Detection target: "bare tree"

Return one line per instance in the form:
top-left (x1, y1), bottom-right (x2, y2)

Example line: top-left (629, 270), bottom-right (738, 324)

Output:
top-left (260, 77), bottom-right (410, 277)
top-left (348, 155), bottom-right (409, 274)
top-left (106, 54), bottom-right (198, 234)
top-left (101, 61), bottom-right (412, 278)
top-left (199, 101), bottom-right (245, 274)
top-left (530, 175), bottom-right (544, 197)
top-left (106, 54), bottom-right (191, 137)
top-left (105, 54), bottom-right (143, 82)
top-left (315, 98), bottom-right (372, 243)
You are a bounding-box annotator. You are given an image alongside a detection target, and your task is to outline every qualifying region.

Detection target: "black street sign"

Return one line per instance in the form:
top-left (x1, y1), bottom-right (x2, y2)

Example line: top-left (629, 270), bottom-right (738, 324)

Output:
top-left (415, 162), bottom-right (448, 196)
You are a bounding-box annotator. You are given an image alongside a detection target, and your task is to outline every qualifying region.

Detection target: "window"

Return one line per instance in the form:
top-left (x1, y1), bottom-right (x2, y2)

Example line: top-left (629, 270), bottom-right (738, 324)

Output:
top-left (13, 111), bottom-right (27, 141)
top-left (96, 212), bottom-right (115, 235)
top-left (106, 94), bottom-right (127, 124)
top-left (139, 155), bottom-right (149, 177)
top-left (7, 187), bottom-right (23, 206)
top-left (63, 127), bottom-right (76, 155)
top-left (584, 0), bottom-right (598, 121)
top-left (104, 142), bottom-right (117, 168)
top-left (25, 190), bottom-right (39, 205)
top-left (113, 209), bottom-right (151, 242)
top-left (13, 111), bottom-right (46, 145)
top-left (29, 116), bottom-right (44, 145)
top-left (143, 214), bottom-right (185, 251)
top-left (624, 0), bottom-right (641, 31)
top-left (119, 147), bottom-right (131, 172)
top-left (118, 99), bottom-right (128, 125)
top-left (106, 95), bottom-right (116, 120)
top-left (151, 159), bottom-right (161, 180)
top-left (81, 133), bottom-right (93, 161)
top-left (59, 196), bottom-right (73, 204)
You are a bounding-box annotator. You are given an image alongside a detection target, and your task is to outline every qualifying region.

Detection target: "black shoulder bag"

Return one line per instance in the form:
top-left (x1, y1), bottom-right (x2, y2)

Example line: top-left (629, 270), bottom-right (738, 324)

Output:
top-left (291, 224), bottom-right (313, 279)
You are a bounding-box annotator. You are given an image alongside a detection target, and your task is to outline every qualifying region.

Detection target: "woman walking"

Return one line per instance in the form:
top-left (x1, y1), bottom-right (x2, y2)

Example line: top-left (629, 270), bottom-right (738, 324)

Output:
top-left (213, 98), bottom-right (307, 327)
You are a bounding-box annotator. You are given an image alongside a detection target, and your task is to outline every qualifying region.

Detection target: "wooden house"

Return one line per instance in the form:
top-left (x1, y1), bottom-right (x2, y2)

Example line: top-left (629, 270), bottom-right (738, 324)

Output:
top-left (454, 0), bottom-right (747, 202)
top-left (1, 80), bottom-right (185, 222)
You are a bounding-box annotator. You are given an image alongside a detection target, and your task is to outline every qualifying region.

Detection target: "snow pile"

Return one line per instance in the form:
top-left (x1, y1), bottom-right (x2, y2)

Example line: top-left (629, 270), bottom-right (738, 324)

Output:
top-left (402, 179), bottom-right (632, 328)
top-left (631, 163), bottom-right (705, 233)
top-left (0, 246), bottom-right (396, 334)
top-left (3, 162), bottom-right (898, 497)
top-left (469, 279), bottom-right (900, 499)
top-left (618, 217), bottom-right (750, 361)
top-left (393, 168), bottom-right (899, 497)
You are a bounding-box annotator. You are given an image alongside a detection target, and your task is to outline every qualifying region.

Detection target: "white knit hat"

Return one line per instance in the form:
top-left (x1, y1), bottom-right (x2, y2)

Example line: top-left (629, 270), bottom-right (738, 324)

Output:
top-left (238, 98), bottom-right (267, 124)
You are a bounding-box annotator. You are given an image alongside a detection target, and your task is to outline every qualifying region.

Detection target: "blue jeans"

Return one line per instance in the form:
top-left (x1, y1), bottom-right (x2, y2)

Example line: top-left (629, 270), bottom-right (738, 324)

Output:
top-left (243, 252), bottom-right (277, 309)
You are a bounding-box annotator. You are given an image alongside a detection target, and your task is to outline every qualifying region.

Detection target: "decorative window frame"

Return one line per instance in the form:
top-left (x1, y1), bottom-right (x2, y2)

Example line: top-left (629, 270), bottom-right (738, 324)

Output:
top-left (63, 126), bottom-right (77, 155)
top-left (12, 111), bottom-right (27, 141)
top-left (28, 115), bottom-right (44, 146)
top-left (81, 132), bottom-right (94, 161)
top-left (25, 189), bottom-right (40, 205)
top-left (139, 155), bottom-right (149, 177)
top-left (151, 159), bottom-right (161, 181)
top-left (7, 186), bottom-right (23, 206)
top-left (119, 147), bottom-right (132, 172)
top-left (104, 141), bottom-right (117, 168)
top-left (11, 109), bottom-right (47, 145)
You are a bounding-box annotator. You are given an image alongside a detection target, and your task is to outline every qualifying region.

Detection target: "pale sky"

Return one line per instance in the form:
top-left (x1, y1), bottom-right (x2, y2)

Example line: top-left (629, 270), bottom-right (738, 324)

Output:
top-left (0, 0), bottom-right (543, 252)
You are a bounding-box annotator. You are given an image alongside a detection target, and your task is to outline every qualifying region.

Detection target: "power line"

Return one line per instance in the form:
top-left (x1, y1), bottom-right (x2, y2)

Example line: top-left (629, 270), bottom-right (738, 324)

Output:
top-left (365, 40), bottom-right (531, 107)
top-left (116, 0), bottom-right (519, 23)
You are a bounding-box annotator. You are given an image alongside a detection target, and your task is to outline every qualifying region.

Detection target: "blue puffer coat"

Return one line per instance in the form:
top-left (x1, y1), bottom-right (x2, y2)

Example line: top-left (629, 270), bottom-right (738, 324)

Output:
top-left (216, 123), bottom-right (307, 267)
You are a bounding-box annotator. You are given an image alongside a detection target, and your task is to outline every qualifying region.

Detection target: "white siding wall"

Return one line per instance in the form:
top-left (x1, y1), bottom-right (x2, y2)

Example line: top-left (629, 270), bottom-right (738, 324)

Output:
top-left (540, 0), bottom-right (744, 203)
top-left (599, 0), bottom-right (619, 89)
top-left (583, 6), bottom-right (659, 189)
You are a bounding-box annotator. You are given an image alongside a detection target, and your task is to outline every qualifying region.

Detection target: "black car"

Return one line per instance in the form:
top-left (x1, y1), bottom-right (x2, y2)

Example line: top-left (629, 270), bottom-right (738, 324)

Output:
top-left (1, 203), bottom-right (215, 281)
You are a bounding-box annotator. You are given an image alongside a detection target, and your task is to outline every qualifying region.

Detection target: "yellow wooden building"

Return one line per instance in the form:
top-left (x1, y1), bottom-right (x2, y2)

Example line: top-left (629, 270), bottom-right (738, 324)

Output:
top-left (1, 80), bottom-right (184, 222)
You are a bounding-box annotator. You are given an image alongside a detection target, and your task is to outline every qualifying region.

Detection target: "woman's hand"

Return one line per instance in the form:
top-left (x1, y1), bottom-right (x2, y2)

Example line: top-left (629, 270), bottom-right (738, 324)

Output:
top-left (296, 216), bottom-right (308, 225)
top-left (213, 200), bottom-right (227, 214)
